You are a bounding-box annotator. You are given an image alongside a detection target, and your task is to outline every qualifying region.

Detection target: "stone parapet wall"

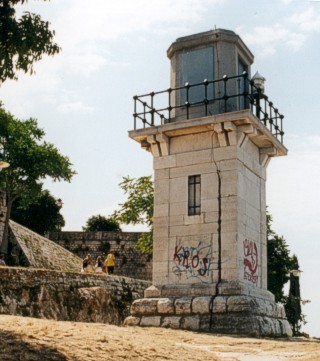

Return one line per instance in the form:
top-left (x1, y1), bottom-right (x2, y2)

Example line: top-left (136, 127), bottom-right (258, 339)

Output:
top-left (49, 231), bottom-right (152, 280)
top-left (0, 267), bottom-right (151, 324)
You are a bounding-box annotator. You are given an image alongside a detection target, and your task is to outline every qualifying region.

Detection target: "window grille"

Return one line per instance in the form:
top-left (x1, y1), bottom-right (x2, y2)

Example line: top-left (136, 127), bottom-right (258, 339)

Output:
top-left (188, 175), bottom-right (201, 216)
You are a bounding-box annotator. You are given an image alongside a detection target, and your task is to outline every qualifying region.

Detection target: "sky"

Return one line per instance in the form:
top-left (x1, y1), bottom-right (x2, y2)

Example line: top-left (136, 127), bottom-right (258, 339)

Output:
top-left (0, 0), bottom-right (320, 336)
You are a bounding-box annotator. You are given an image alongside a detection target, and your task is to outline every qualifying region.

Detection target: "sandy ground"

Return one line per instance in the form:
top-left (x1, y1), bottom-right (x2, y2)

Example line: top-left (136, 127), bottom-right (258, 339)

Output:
top-left (0, 315), bottom-right (320, 361)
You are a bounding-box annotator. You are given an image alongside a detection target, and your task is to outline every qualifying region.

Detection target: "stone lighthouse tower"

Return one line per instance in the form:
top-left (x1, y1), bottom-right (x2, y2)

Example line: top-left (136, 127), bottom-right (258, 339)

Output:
top-left (125, 29), bottom-right (292, 337)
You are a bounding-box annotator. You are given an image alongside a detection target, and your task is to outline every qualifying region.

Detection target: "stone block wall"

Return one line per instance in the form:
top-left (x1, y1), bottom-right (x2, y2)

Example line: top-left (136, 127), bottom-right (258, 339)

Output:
top-left (0, 267), bottom-right (151, 324)
top-left (125, 293), bottom-right (292, 337)
top-left (48, 231), bottom-right (152, 281)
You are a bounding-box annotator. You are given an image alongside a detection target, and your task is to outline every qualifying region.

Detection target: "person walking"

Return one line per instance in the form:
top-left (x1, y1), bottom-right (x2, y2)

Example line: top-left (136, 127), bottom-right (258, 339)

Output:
top-left (104, 251), bottom-right (115, 274)
top-left (82, 254), bottom-right (94, 273)
top-left (95, 256), bottom-right (103, 273)
top-left (0, 255), bottom-right (6, 266)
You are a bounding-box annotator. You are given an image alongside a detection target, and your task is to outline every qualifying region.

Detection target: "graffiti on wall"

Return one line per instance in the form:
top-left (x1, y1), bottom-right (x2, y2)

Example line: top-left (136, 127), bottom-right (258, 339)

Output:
top-left (243, 239), bottom-right (258, 285)
top-left (172, 241), bottom-right (215, 282)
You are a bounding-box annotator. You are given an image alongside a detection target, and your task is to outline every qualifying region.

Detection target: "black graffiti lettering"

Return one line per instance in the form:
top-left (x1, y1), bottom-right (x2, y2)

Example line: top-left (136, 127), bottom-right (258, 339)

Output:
top-left (198, 257), bottom-right (209, 276)
top-left (183, 249), bottom-right (190, 267)
top-left (191, 254), bottom-right (199, 268)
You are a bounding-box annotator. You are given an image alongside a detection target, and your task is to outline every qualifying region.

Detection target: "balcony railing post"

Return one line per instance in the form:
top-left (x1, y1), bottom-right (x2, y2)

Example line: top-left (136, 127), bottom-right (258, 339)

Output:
top-left (185, 82), bottom-right (190, 120)
top-left (133, 96), bottom-right (137, 130)
top-left (280, 115), bottom-right (284, 144)
top-left (269, 102), bottom-right (273, 133)
top-left (168, 88), bottom-right (172, 123)
top-left (143, 102), bottom-right (147, 128)
top-left (204, 79), bottom-right (208, 116)
top-left (150, 92), bottom-right (155, 126)
top-left (255, 88), bottom-right (261, 119)
top-left (223, 75), bottom-right (228, 113)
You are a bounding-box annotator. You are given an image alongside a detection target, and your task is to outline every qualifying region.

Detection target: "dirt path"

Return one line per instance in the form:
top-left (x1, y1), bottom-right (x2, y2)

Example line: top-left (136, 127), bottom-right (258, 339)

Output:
top-left (0, 315), bottom-right (319, 361)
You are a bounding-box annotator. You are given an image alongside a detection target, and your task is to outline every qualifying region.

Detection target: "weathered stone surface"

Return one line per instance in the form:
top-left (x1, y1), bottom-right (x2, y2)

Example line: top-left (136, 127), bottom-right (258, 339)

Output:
top-left (279, 319), bottom-right (293, 337)
top-left (161, 316), bottom-right (181, 329)
top-left (198, 312), bottom-right (292, 337)
top-left (144, 285), bottom-right (161, 298)
top-left (140, 316), bottom-right (161, 327)
top-left (131, 299), bottom-right (158, 315)
top-left (192, 296), bottom-right (211, 314)
top-left (123, 316), bottom-right (140, 326)
top-left (212, 296), bottom-right (227, 313)
top-left (157, 298), bottom-right (174, 314)
top-left (0, 267), bottom-right (150, 324)
top-left (200, 314), bottom-right (261, 336)
top-left (9, 220), bottom-right (82, 273)
top-left (74, 287), bottom-right (121, 324)
top-left (227, 296), bottom-right (254, 313)
top-left (181, 316), bottom-right (200, 330)
top-left (258, 316), bottom-right (276, 336)
top-left (175, 298), bottom-right (191, 314)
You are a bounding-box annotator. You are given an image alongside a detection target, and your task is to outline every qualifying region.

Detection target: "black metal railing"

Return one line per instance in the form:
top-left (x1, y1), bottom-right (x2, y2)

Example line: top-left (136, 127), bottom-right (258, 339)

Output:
top-left (133, 72), bottom-right (284, 144)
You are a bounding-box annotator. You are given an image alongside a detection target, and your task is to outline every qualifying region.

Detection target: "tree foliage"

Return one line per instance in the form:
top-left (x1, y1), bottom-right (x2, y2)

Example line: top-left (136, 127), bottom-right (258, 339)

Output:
top-left (11, 189), bottom-right (65, 235)
top-left (113, 176), bottom-right (153, 254)
top-left (83, 214), bottom-right (121, 232)
top-left (267, 212), bottom-right (294, 302)
top-left (0, 107), bottom-right (75, 253)
top-left (267, 212), bottom-right (307, 334)
top-left (284, 255), bottom-right (305, 335)
top-left (114, 176), bottom-right (153, 227)
top-left (0, 0), bottom-right (60, 83)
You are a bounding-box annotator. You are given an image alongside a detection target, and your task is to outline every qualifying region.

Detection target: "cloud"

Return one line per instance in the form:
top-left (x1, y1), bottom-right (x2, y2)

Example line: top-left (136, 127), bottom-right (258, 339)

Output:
top-left (0, 0), bottom-right (222, 116)
top-left (239, 24), bottom-right (306, 56)
top-left (57, 101), bottom-right (94, 114)
top-left (238, 3), bottom-right (320, 57)
top-left (289, 6), bottom-right (320, 32)
top-left (49, 0), bottom-right (222, 76)
top-left (268, 133), bottom-right (320, 234)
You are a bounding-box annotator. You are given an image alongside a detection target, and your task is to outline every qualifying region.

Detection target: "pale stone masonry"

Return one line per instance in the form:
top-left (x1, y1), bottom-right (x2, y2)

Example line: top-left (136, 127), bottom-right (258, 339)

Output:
top-left (126, 29), bottom-right (292, 336)
top-left (49, 231), bottom-right (152, 280)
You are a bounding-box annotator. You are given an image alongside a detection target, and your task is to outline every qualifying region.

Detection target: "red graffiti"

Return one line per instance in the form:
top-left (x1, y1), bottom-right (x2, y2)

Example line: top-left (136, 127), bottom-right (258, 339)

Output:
top-left (243, 239), bottom-right (258, 285)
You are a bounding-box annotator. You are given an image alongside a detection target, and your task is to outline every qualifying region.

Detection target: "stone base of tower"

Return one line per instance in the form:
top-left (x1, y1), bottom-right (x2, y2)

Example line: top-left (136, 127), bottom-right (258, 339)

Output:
top-left (124, 283), bottom-right (292, 337)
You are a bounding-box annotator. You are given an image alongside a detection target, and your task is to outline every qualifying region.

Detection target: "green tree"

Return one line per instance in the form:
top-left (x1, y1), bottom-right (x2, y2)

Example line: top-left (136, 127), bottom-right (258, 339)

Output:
top-left (113, 176), bottom-right (153, 254)
top-left (83, 214), bottom-right (121, 232)
top-left (267, 212), bottom-right (294, 302)
top-left (0, 107), bottom-right (75, 254)
top-left (10, 189), bottom-right (65, 235)
top-left (0, 0), bottom-right (60, 83)
top-left (285, 255), bottom-right (305, 336)
top-left (266, 212), bottom-right (308, 334)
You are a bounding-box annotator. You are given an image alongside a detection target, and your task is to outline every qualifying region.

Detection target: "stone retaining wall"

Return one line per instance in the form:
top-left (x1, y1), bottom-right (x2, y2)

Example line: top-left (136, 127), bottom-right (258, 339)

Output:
top-left (0, 267), bottom-right (151, 325)
top-left (49, 231), bottom-right (152, 280)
